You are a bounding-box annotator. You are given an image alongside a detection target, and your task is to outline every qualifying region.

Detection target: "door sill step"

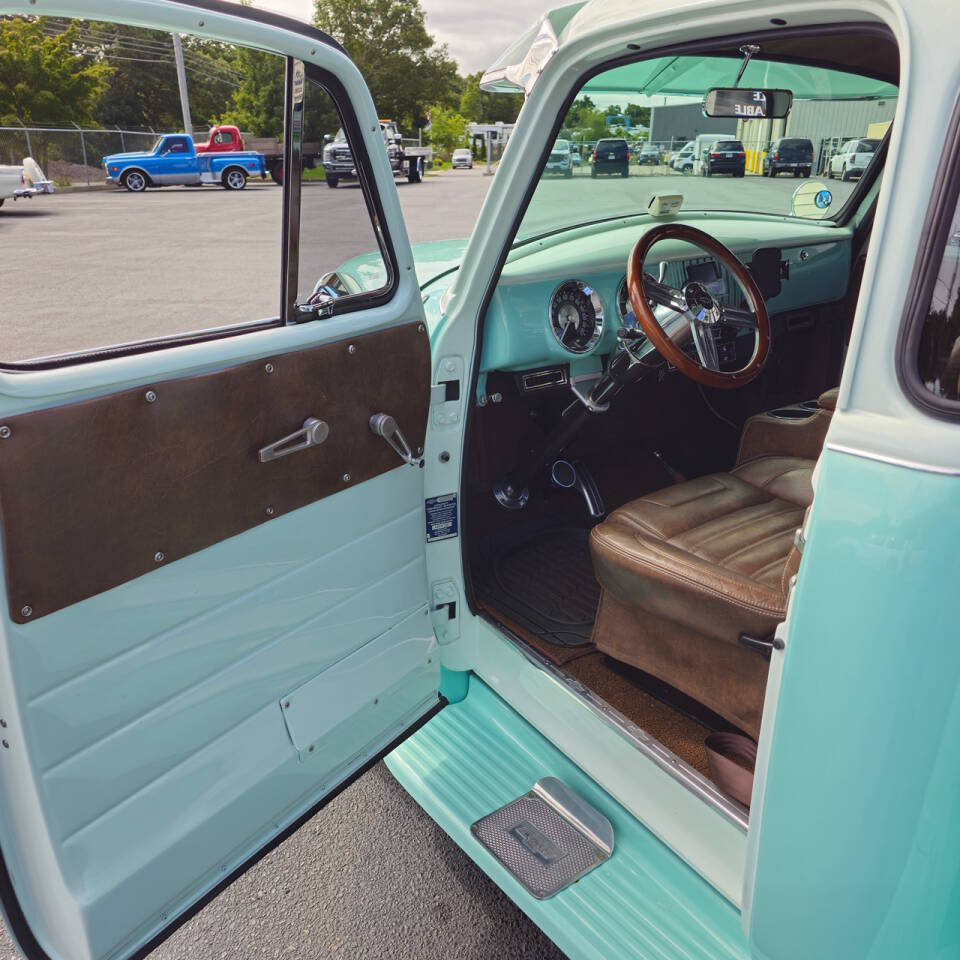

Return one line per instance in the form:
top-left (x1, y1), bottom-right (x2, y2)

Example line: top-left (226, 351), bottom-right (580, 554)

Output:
top-left (471, 777), bottom-right (613, 899)
top-left (386, 676), bottom-right (750, 960)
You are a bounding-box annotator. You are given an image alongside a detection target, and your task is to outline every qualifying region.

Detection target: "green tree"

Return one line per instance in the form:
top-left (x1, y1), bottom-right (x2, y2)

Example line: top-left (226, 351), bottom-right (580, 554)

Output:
top-left (313, 0), bottom-right (459, 131)
top-left (218, 46), bottom-right (286, 138)
top-left (625, 102), bottom-right (651, 129)
top-left (426, 105), bottom-right (467, 160)
top-left (458, 71), bottom-right (523, 124)
top-left (0, 17), bottom-right (112, 125)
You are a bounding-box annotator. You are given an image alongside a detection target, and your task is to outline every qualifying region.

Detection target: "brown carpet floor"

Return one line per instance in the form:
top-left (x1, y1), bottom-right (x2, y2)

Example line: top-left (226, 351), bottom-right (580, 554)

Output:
top-left (565, 652), bottom-right (713, 777)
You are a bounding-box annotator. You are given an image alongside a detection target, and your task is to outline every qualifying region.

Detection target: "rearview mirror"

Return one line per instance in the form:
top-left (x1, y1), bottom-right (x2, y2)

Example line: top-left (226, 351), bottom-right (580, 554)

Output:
top-left (703, 88), bottom-right (793, 119)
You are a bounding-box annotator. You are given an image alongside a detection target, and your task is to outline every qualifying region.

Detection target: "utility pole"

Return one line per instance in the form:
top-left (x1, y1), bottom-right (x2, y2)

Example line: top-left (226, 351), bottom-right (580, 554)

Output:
top-left (171, 33), bottom-right (193, 139)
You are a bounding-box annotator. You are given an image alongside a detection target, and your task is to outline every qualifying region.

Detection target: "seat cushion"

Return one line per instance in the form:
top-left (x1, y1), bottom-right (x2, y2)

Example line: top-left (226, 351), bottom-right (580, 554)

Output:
top-left (590, 456), bottom-right (812, 646)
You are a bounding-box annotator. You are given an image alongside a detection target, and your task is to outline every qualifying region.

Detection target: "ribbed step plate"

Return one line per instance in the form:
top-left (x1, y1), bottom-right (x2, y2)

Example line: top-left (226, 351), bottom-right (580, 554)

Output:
top-left (471, 777), bottom-right (613, 899)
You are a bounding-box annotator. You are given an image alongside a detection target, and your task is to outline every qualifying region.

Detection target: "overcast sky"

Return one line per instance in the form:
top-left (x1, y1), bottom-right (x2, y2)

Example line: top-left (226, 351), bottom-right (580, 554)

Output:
top-left (248, 0), bottom-right (550, 74)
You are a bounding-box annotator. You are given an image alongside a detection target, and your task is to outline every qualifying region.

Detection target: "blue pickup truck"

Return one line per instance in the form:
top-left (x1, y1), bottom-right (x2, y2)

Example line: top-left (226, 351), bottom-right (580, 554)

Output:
top-left (102, 134), bottom-right (267, 192)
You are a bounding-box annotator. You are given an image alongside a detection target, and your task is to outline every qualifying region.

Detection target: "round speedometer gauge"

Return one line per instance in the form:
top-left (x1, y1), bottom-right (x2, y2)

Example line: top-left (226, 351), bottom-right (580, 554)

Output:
top-left (549, 280), bottom-right (604, 353)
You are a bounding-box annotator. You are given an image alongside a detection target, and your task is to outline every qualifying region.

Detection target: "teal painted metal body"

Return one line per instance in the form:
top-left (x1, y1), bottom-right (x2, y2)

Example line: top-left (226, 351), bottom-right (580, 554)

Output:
top-left (387, 676), bottom-right (750, 960)
top-left (748, 449), bottom-right (960, 960)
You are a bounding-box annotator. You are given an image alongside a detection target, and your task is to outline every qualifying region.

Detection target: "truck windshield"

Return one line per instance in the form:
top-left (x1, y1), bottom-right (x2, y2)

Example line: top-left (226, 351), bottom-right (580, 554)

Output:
top-left (514, 54), bottom-right (897, 244)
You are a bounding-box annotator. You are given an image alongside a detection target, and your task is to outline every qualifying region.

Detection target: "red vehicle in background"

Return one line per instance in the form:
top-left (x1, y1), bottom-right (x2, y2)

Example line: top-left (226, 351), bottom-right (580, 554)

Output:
top-left (194, 125), bottom-right (245, 154)
top-left (193, 124), bottom-right (315, 184)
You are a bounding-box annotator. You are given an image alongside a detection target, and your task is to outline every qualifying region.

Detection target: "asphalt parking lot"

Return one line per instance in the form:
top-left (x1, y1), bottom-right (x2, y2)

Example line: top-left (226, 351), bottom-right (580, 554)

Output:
top-left (0, 764), bottom-right (567, 960)
top-left (0, 168), bottom-right (493, 362)
top-left (0, 164), bottom-right (853, 362)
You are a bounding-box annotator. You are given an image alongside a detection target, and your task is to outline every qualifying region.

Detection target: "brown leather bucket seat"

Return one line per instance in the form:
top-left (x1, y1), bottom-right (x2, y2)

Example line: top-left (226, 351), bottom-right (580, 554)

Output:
top-left (588, 388), bottom-right (837, 738)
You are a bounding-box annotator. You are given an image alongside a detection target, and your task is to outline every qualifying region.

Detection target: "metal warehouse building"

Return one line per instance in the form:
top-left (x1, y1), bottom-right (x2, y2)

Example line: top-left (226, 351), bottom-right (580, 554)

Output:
top-left (737, 97), bottom-right (897, 172)
top-left (649, 98), bottom-right (896, 172)
top-left (648, 102), bottom-right (736, 150)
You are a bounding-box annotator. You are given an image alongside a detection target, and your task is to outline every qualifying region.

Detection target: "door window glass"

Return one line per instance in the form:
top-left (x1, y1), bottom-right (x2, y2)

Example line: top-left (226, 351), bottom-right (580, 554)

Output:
top-left (0, 17), bottom-right (285, 363)
top-left (295, 73), bottom-right (391, 305)
top-left (916, 201), bottom-right (960, 400)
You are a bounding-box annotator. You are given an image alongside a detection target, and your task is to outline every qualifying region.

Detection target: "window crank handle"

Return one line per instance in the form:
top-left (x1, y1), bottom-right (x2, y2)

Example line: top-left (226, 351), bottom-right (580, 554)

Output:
top-left (369, 412), bottom-right (419, 466)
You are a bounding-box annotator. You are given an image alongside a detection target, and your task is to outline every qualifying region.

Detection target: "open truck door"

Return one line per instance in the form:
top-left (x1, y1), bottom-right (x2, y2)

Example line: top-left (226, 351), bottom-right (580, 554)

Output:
top-left (0, 3), bottom-right (441, 958)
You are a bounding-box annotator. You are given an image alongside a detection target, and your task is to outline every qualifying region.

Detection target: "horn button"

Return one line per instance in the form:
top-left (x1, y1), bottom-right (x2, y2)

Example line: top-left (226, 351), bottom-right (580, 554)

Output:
top-left (683, 281), bottom-right (721, 325)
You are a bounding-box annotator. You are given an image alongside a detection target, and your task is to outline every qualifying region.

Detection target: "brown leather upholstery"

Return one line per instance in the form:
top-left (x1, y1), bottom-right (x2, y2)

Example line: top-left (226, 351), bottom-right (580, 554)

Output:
top-left (817, 386), bottom-right (839, 411)
top-left (589, 455), bottom-right (815, 738)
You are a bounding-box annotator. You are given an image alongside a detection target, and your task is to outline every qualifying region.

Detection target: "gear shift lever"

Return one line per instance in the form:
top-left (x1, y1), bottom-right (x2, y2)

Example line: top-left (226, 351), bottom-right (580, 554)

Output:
top-left (550, 459), bottom-right (605, 519)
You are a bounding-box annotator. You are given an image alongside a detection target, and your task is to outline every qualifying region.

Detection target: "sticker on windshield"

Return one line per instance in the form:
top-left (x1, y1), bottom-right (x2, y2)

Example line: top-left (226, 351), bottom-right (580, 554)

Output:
top-left (426, 494), bottom-right (458, 542)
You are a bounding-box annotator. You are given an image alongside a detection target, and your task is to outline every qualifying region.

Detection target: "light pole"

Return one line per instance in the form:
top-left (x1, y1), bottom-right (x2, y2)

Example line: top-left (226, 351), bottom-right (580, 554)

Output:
top-left (171, 33), bottom-right (194, 139)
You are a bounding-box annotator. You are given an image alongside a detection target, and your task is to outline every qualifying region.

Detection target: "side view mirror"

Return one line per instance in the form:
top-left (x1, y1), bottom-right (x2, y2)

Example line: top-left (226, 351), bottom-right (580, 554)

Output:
top-left (323, 134), bottom-right (332, 143)
top-left (393, 133), bottom-right (403, 143)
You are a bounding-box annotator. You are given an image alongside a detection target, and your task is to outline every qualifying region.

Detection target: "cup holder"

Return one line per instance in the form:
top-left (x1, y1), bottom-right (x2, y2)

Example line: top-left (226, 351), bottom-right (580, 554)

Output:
top-left (769, 406), bottom-right (814, 420)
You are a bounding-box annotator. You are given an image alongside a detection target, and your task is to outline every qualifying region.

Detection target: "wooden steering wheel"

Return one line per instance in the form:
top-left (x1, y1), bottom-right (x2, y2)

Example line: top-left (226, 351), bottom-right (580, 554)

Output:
top-left (626, 223), bottom-right (771, 388)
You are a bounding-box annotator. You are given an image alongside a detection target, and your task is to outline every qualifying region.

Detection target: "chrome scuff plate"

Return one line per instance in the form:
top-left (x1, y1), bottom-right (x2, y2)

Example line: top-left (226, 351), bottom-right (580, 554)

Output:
top-left (470, 777), bottom-right (613, 899)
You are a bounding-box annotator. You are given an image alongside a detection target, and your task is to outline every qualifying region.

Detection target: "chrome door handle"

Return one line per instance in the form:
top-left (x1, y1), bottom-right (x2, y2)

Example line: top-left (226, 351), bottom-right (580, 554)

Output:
top-left (259, 417), bottom-right (329, 463)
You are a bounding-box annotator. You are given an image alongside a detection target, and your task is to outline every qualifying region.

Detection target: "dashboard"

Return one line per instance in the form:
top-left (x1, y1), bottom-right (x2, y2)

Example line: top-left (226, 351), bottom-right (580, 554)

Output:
top-left (479, 213), bottom-right (852, 378)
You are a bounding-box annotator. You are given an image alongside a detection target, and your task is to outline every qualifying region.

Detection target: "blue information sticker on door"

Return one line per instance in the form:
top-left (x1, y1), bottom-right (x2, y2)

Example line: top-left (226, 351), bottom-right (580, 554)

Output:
top-left (426, 494), bottom-right (458, 542)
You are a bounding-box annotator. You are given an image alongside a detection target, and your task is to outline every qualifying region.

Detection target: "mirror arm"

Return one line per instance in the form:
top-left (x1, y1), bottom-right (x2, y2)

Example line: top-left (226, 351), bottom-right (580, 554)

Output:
top-left (734, 44), bottom-right (760, 88)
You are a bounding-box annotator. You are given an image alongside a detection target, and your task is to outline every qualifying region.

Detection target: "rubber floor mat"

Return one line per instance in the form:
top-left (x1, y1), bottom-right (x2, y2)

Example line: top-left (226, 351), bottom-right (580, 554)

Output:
top-left (474, 527), bottom-right (599, 649)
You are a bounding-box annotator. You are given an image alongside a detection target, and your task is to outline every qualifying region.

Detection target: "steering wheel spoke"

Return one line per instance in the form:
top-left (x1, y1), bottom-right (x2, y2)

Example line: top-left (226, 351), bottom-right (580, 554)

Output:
top-left (719, 303), bottom-right (759, 330)
top-left (643, 274), bottom-right (687, 313)
top-left (688, 317), bottom-right (721, 372)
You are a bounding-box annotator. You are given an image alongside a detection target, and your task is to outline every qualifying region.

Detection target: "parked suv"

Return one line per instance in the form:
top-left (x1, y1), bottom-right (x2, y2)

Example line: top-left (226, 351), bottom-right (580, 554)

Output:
top-left (545, 139), bottom-right (574, 177)
top-left (670, 140), bottom-right (695, 172)
top-left (591, 138), bottom-right (630, 177)
top-left (636, 144), bottom-right (661, 165)
top-left (763, 137), bottom-right (813, 177)
top-left (702, 139), bottom-right (746, 177)
top-left (828, 138), bottom-right (879, 180)
top-left (451, 148), bottom-right (473, 169)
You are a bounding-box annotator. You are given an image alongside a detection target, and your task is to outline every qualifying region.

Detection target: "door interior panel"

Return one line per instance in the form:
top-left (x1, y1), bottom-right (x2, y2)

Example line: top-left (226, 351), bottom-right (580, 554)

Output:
top-left (0, 320), bottom-right (430, 622)
top-left (1, 464), bottom-right (438, 960)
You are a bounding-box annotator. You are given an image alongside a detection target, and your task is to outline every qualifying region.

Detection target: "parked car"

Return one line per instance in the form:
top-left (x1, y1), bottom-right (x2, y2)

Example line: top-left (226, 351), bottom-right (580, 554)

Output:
top-left (544, 138), bottom-right (574, 177)
top-left (591, 137), bottom-right (630, 176)
top-left (0, 157), bottom-right (52, 208)
top-left (692, 131), bottom-right (737, 175)
top-left (2, 5), bottom-right (955, 960)
top-left (103, 134), bottom-right (266, 191)
top-left (670, 139), bottom-right (695, 172)
top-left (763, 137), bottom-right (813, 177)
top-left (702, 138), bottom-right (746, 176)
top-left (828, 137), bottom-right (880, 180)
top-left (636, 144), bottom-right (661, 165)
top-left (451, 148), bottom-right (473, 169)
top-left (322, 119), bottom-right (431, 187)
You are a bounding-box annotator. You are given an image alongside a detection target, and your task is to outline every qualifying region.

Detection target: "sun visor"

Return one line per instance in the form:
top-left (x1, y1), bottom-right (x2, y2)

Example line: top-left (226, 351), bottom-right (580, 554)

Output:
top-left (480, 3), bottom-right (584, 95)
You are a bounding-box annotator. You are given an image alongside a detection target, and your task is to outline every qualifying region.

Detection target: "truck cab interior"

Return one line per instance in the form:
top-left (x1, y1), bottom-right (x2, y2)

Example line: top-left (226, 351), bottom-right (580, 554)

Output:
top-left (463, 25), bottom-right (897, 811)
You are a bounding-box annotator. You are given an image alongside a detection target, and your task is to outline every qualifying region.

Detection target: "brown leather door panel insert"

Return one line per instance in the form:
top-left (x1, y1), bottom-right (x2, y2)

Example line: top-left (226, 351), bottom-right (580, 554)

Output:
top-left (0, 321), bottom-right (430, 622)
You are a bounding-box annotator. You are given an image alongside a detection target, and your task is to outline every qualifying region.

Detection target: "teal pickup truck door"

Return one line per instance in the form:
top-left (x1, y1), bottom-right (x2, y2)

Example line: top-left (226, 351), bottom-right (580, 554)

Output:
top-left (0, 3), bottom-right (440, 959)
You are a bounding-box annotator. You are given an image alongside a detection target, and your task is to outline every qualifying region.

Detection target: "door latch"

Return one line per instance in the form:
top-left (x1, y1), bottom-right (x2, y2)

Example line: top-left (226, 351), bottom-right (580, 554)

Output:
top-left (369, 413), bottom-right (420, 466)
top-left (259, 417), bottom-right (329, 463)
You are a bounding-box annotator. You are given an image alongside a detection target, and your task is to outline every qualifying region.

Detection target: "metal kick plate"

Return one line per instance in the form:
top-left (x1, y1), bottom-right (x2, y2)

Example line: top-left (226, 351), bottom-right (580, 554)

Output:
top-left (470, 777), bottom-right (613, 899)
